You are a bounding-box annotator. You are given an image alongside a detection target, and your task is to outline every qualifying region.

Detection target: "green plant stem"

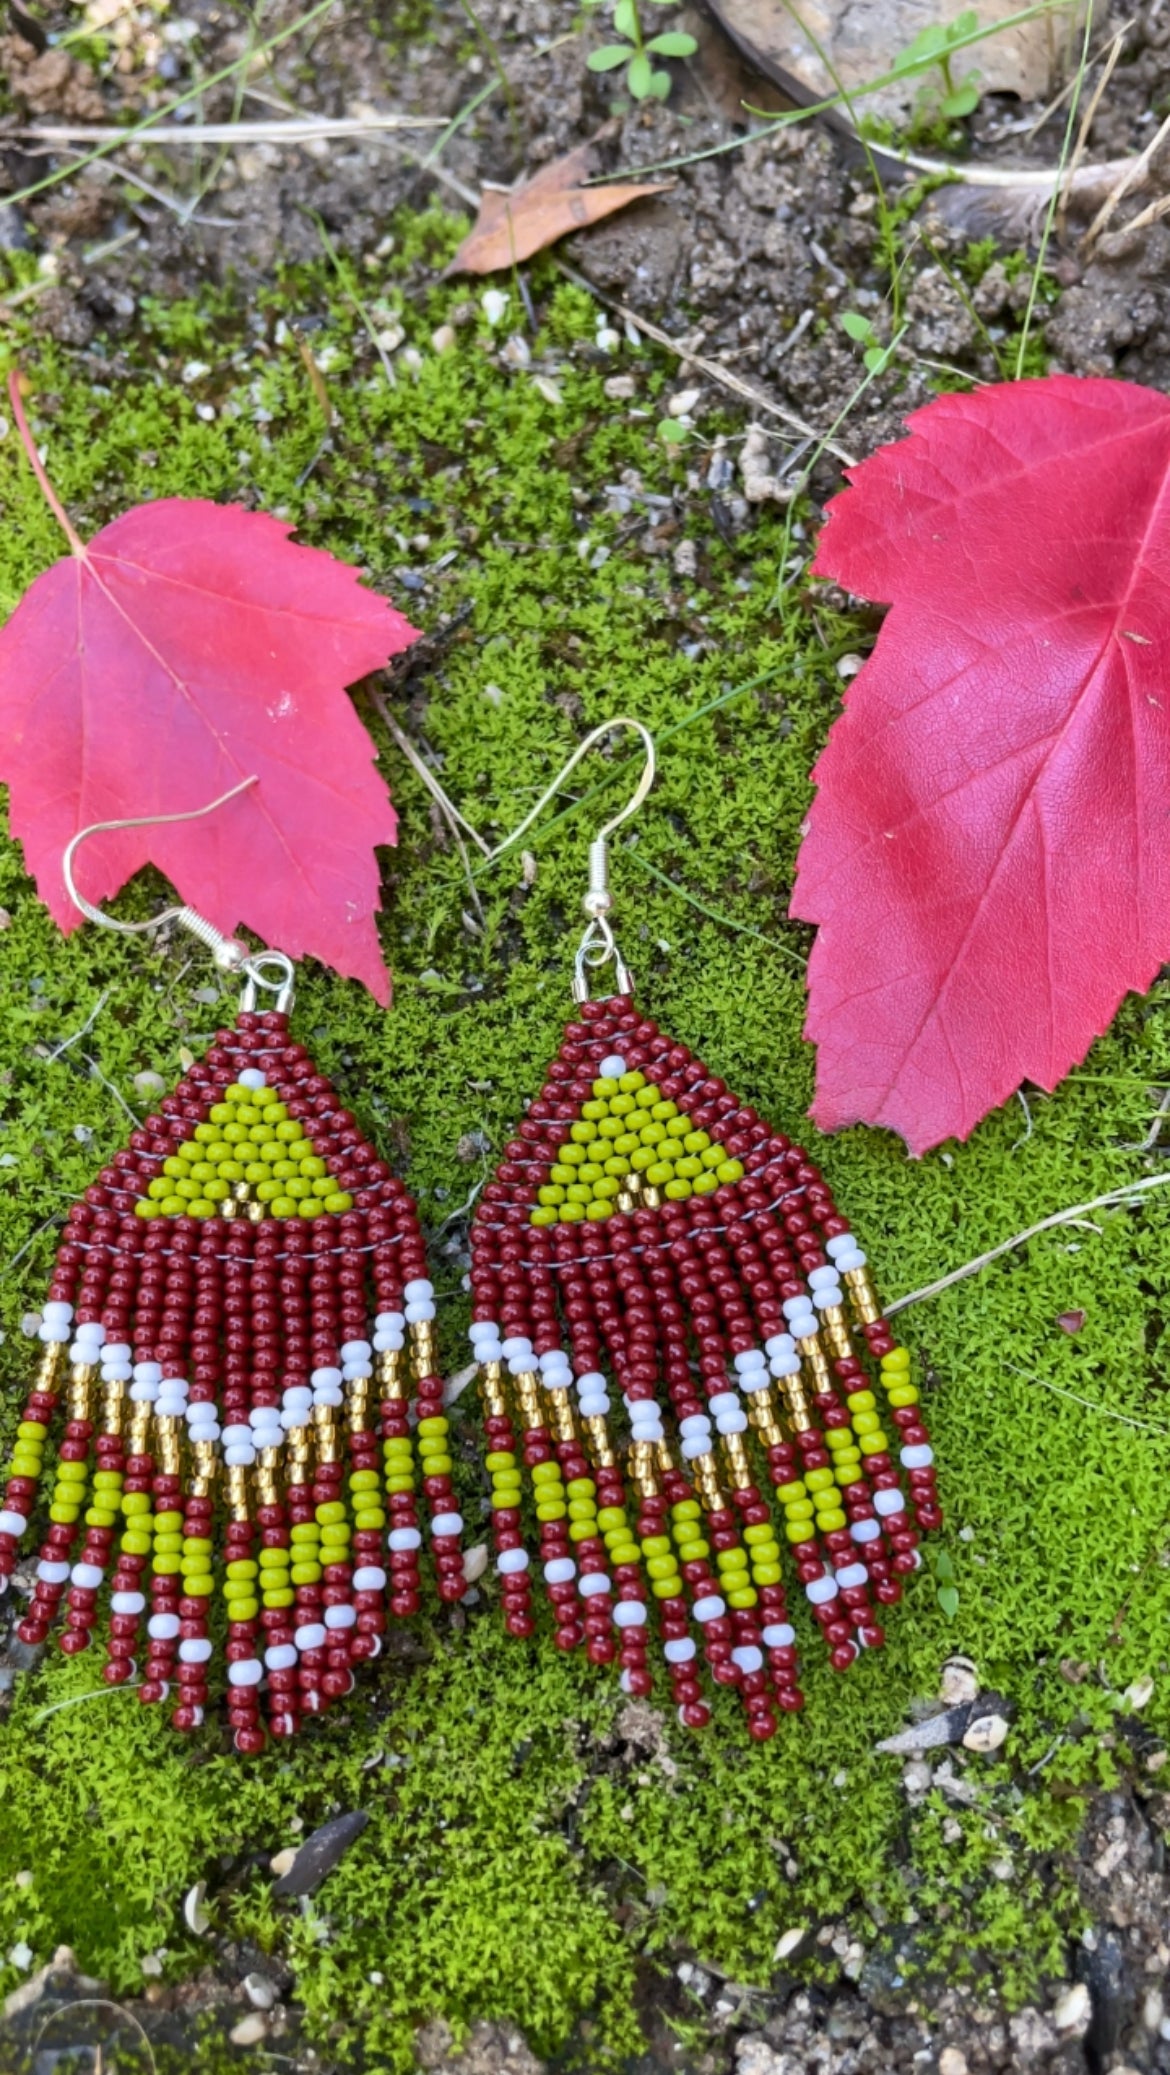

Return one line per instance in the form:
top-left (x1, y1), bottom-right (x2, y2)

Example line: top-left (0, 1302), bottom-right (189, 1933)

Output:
top-left (1014, 0), bottom-right (1094, 377)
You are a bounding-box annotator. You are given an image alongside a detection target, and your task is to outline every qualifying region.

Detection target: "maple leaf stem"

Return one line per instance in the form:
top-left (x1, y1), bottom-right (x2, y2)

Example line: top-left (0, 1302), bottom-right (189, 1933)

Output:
top-left (8, 369), bottom-right (86, 557)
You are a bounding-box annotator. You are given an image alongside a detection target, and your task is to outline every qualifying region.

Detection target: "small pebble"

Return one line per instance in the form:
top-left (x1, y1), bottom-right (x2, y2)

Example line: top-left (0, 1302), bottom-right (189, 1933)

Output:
top-left (501, 332), bottom-right (531, 368)
top-left (773, 1925), bottom-right (808, 1962)
top-left (962, 1712), bottom-right (1008, 1754)
top-left (7, 1944), bottom-right (31, 1972)
top-left (532, 374), bottom-right (563, 406)
top-left (133, 1070), bottom-right (166, 1096)
top-left (940, 1657), bottom-right (978, 1706)
top-left (939, 2050), bottom-right (968, 2075)
top-left (481, 288), bottom-right (509, 327)
top-left (596, 325), bottom-right (621, 353)
top-left (183, 1881), bottom-right (210, 1935)
top-left (604, 375), bottom-right (637, 401)
top-left (430, 324), bottom-right (456, 355)
top-left (181, 359), bottom-right (210, 382)
top-left (1052, 1982), bottom-right (1091, 2033)
top-left (229, 2013), bottom-right (267, 2047)
top-left (462, 1543), bottom-right (488, 1586)
top-left (20, 1313), bottom-right (41, 1339)
top-left (1124, 1676), bottom-right (1154, 1711)
top-left (244, 1973), bottom-right (278, 2011)
top-left (668, 386), bottom-right (701, 417)
top-left (269, 1848), bottom-right (298, 1879)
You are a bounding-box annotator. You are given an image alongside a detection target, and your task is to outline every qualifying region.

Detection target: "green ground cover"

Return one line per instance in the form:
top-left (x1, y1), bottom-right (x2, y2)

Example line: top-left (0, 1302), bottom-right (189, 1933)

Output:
top-left (0, 212), bottom-right (1167, 2069)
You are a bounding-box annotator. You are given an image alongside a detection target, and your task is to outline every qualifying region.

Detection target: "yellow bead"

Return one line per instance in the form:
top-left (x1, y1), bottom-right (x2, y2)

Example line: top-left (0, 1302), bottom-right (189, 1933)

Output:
top-left (290, 1523), bottom-right (320, 1545)
top-left (228, 1598), bottom-right (259, 1623)
top-left (643, 1553), bottom-right (679, 1582)
top-left (882, 1347), bottom-right (910, 1373)
top-left (859, 1432), bottom-right (888, 1454)
top-left (184, 1573), bottom-right (214, 1596)
top-left (664, 1178), bottom-right (693, 1200)
top-left (805, 1467), bottom-right (836, 1491)
top-left (263, 1588), bottom-right (296, 1609)
top-left (122, 1530), bottom-right (151, 1555)
top-left (317, 1500), bottom-right (346, 1524)
top-left (85, 1506), bottom-right (117, 1527)
top-left (385, 1474), bottom-right (415, 1494)
top-left (271, 1197), bottom-right (298, 1218)
top-left (531, 1461), bottom-right (562, 1486)
top-left (486, 1451), bottom-right (516, 1471)
top-left (651, 1575), bottom-right (682, 1598)
top-left (535, 1500), bottom-right (566, 1521)
top-left (776, 1480), bottom-right (806, 1503)
top-left (153, 1555), bottom-right (182, 1575)
top-left (608, 1543), bottom-right (640, 1567)
top-left (784, 1498), bottom-right (814, 1521)
top-left (558, 1203), bottom-right (585, 1223)
top-left (259, 1545), bottom-right (289, 1567)
top-left (752, 1561), bottom-right (783, 1585)
top-left (846, 1390), bottom-right (876, 1413)
top-left (887, 1383), bottom-right (919, 1407)
top-left (727, 1586), bottom-right (758, 1609)
top-left (134, 1199), bottom-right (160, 1217)
top-left (291, 1562), bottom-right (322, 1585)
top-left (817, 1508), bottom-right (848, 1532)
top-left (785, 1521), bottom-right (815, 1544)
top-left (226, 1559), bottom-right (258, 1581)
top-left (538, 1186), bottom-right (565, 1207)
top-left (530, 1207), bottom-right (558, 1226)
top-left (585, 1200), bottom-right (612, 1221)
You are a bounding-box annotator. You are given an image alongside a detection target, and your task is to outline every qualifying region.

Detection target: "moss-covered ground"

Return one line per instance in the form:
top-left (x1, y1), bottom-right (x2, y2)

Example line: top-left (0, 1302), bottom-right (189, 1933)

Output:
top-left (0, 212), bottom-right (1168, 2071)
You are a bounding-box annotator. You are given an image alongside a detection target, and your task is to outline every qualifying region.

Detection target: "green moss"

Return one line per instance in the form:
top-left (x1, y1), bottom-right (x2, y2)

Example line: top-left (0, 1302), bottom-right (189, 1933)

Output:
top-left (0, 224), bottom-right (1167, 2068)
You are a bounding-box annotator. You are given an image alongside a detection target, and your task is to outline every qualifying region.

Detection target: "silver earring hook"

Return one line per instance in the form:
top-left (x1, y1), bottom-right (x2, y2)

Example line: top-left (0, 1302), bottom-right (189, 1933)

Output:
top-left (483, 716), bottom-right (656, 1004)
top-left (61, 776), bottom-right (296, 1012)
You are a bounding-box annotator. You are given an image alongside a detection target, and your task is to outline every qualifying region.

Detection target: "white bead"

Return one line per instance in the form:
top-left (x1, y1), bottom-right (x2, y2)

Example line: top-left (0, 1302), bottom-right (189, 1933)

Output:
top-left (133, 1360), bottom-right (162, 1385)
top-left (709, 1391), bottom-right (739, 1417)
top-left (741, 1371), bottom-right (772, 1395)
top-left (786, 1315), bottom-right (818, 1342)
top-left (40, 1322), bottom-right (71, 1343)
top-left (630, 1412), bottom-right (663, 1437)
top-left (541, 1367), bottom-right (572, 1391)
top-left (808, 1265), bottom-right (840, 1291)
top-left (496, 1547), bottom-right (529, 1575)
top-left (42, 1302), bottom-right (73, 1326)
top-left (825, 1234), bottom-right (853, 1260)
top-left (283, 1386), bottom-right (312, 1409)
top-left (806, 1574), bottom-right (839, 1606)
top-left (874, 1489), bottom-right (905, 1517)
top-left (373, 1329), bottom-right (404, 1353)
top-left (501, 1337), bottom-right (533, 1362)
top-left (544, 1558), bottom-right (576, 1585)
top-left (222, 1425), bottom-right (252, 1446)
top-left (598, 1054), bottom-right (627, 1080)
top-left (476, 1341), bottom-right (504, 1365)
top-left (157, 1397), bottom-right (188, 1420)
top-left (189, 1423), bottom-right (221, 1443)
top-left (579, 1573), bottom-right (611, 1596)
top-left (70, 1562), bottom-right (103, 1590)
top-left (765, 1332), bottom-right (796, 1358)
top-left (614, 1601), bottom-right (648, 1628)
top-left (506, 1352), bottom-right (534, 1376)
top-left (129, 1381), bottom-right (158, 1403)
top-left (836, 1248), bottom-right (866, 1272)
top-left (311, 1366), bottom-right (342, 1390)
top-left (238, 1067), bottom-right (267, 1089)
top-left (578, 1393), bottom-right (609, 1418)
top-left (280, 1411), bottom-right (309, 1432)
top-left (715, 1409), bottom-right (747, 1435)
top-left (679, 1414), bottom-right (711, 1439)
top-left (850, 1518), bottom-right (881, 1543)
top-left (693, 1595), bottom-right (726, 1624)
top-left (353, 1566), bottom-right (387, 1593)
top-left (468, 1318), bottom-right (498, 1343)
top-left (404, 1279), bottom-right (434, 1303)
top-left (224, 1444), bottom-right (255, 1467)
top-left (680, 1437), bottom-right (711, 1460)
top-left (378, 1311), bottom-right (407, 1334)
top-left (324, 1604), bottom-right (356, 1629)
top-left (431, 1512), bottom-right (463, 1537)
top-left (0, 1511), bottom-right (28, 1539)
top-left (539, 1349), bottom-right (570, 1375)
top-left (252, 1430), bottom-right (282, 1453)
top-left (733, 1349), bottom-right (766, 1373)
top-left (295, 1623), bottom-right (327, 1651)
top-left (101, 1360), bottom-right (132, 1383)
top-left (576, 1372), bottom-right (607, 1394)
top-left (148, 1613), bottom-right (180, 1640)
top-left (248, 1406), bottom-right (276, 1427)
top-left (341, 1339), bottom-right (372, 1362)
top-left (664, 1637), bottom-right (696, 1664)
top-left (342, 1361), bottom-right (372, 1382)
top-left (228, 1659), bottom-right (263, 1687)
top-left (312, 1386), bottom-right (343, 1409)
top-left (732, 1645), bottom-right (763, 1674)
top-left (179, 1638), bottom-right (213, 1664)
top-left (160, 1368), bottom-right (188, 1388)
top-left (813, 1285), bottom-right (844, 1311)
top-left (75, 1322), bottom-right (105, 1345)
top-left (37, 1560), bottom-right (70, 1585)
top-left (762, 1622), bottom-right (795, 1649)
top-left (388, 1528), bottom-right (422, 1553)
top-left (110, 1591), bottom-right (145, 1615)
top-left (835, 1563), bottom-right (867, 1590)
top-left (901, 1444), bottom-right (934, 1470)
top-left (265, 1644), bottom-right (298, 1672)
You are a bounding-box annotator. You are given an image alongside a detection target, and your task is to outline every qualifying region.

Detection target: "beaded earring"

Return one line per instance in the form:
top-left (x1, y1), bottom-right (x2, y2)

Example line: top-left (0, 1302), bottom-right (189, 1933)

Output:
top-left (466, 723), bottom-right (941, 1739)
top-left (0, 796), bottom-right (466, 1751)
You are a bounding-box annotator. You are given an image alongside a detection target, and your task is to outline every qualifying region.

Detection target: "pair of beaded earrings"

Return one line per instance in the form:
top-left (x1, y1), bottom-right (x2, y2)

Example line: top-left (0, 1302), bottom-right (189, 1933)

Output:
top-left (0, 724), bottom-right (939, 1752)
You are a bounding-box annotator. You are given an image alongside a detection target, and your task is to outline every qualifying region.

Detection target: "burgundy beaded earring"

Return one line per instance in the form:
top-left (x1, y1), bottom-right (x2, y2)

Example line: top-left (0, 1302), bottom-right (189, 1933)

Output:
top-left (0, 796), bottom-right (466, 1751)
top-left (466, 722), bottom-right (941, 1739)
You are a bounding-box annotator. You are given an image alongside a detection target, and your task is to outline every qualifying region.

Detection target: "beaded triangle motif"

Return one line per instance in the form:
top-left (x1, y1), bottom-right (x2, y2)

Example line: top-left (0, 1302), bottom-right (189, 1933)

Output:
top-left (469, 996), bottom-right (941, 1739)
top-left (0, 1007), bottom-right (466, 1751)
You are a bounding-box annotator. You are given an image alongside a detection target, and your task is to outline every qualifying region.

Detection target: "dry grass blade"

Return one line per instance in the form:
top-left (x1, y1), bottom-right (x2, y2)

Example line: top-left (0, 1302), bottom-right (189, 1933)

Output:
top-left (1057, 21), bottom-right (1127, 233)
top-left (6, 115), bottom-right (442, 145)
top-left (555, 259), bottom-right (855, 464)
top-left (1082, 101), bottom-right (1170, 247)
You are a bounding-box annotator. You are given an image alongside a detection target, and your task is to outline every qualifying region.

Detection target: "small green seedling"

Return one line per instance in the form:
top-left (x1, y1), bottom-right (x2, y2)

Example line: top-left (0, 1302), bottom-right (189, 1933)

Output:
top-left (840, 309), bottom-right (892, 373)
top-left (657, 416), bottom-right (689, 444)
top-left (894, 7), bottom-right (982, 133)
top-left (585, 0), bottom-right (697, 102)
top-left (928, 1544), bottom-right (961, 1620)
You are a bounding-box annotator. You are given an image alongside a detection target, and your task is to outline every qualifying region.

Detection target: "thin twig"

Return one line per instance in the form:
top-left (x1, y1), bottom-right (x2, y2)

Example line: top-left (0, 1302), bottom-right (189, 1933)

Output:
top-left (98, 157), bottom-right (237, 229)
top-left (34, 1998), bottom-right (157, 2075)
top-left (367, 688), bottom-right (487, 925)
top-left (83, 1054), bottom-right (140, 1129)
top-left (313, 214), bottom-right (397, 389)
top-left (1058, 21), bottom-right (1127, 234)
top-left (1, 1214), bottom-right (61, 1280)
top-left (1015, 0), bottom-right (1093, 376)
top-left (888, 1173), bottom-right (1170, 1317)
top-left (624, 848), bottom-right (807, 963)
top-left (33, 1684), bottom-right (142, 1721)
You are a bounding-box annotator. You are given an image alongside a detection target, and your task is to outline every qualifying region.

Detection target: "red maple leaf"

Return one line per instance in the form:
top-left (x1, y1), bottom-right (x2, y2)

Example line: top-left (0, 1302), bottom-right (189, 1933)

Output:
top-left (0, 371), bottom-right (417, 1002)
top-left (793, 374), bottom-right (1170, 1155)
